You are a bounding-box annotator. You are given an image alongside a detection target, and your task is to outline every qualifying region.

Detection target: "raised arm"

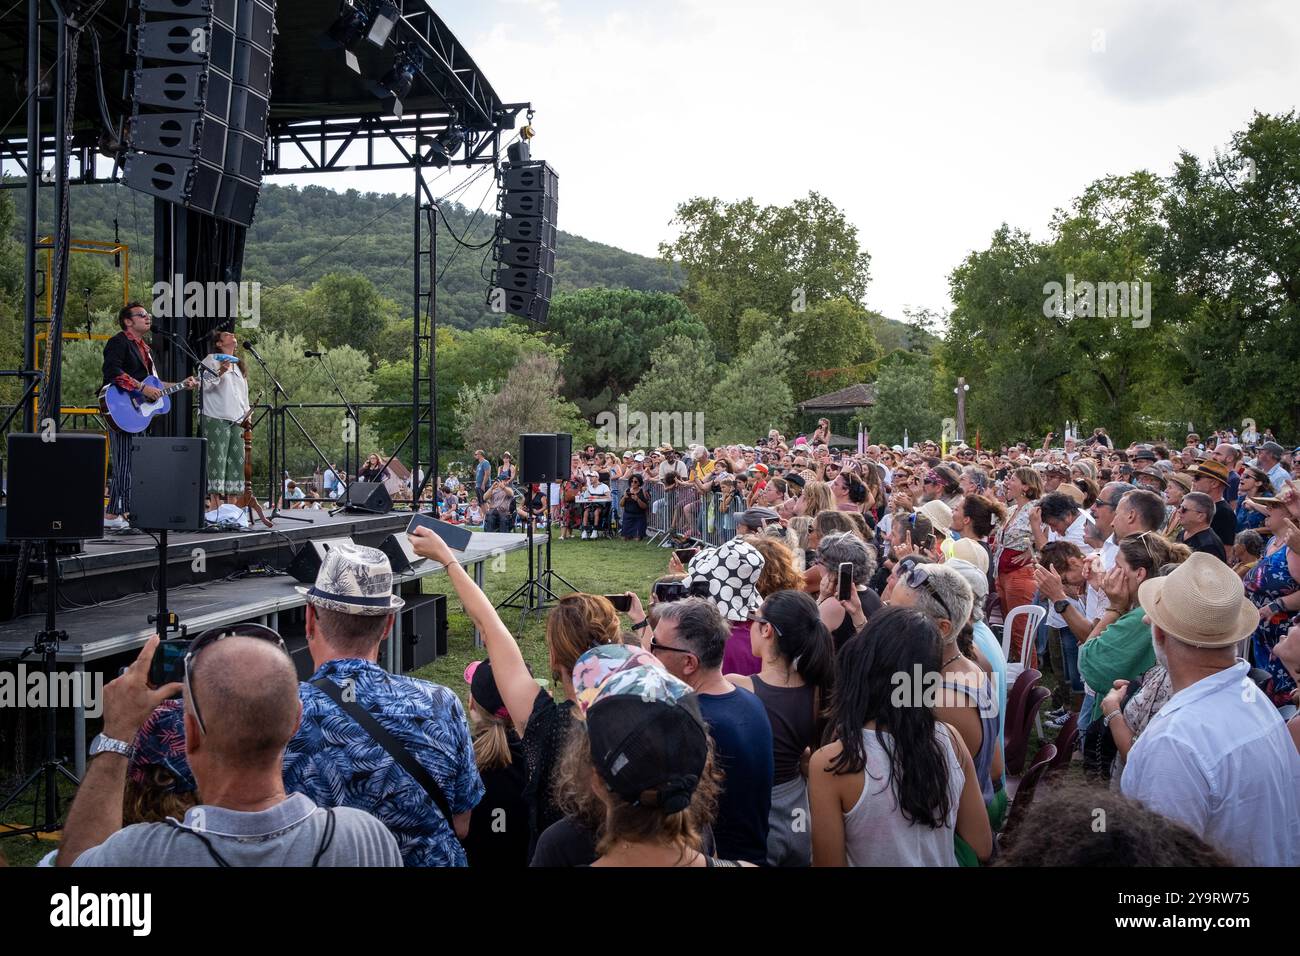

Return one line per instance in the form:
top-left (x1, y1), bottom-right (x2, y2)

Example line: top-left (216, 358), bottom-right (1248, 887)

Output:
top-left (407, 527), bottom-right (538, 737)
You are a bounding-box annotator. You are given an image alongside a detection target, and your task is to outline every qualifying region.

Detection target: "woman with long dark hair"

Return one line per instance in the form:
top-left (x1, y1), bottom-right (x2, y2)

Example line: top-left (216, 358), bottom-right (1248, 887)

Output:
top-left (727, 589), bottom-right (835, 866)
top-left (809, 607), bottom-right (992, 866)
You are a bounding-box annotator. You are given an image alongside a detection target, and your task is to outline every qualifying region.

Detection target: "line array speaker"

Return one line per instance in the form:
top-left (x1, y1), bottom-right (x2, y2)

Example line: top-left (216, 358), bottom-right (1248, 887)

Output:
top-left (123, 0), bottom-right (277, 226)
top-left (491, 160), bottom-right (558, 325)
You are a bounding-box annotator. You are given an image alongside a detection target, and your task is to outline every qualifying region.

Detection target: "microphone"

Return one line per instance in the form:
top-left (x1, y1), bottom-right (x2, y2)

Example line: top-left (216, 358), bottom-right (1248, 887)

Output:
top-left (304, 350), bottom-right (323, 358)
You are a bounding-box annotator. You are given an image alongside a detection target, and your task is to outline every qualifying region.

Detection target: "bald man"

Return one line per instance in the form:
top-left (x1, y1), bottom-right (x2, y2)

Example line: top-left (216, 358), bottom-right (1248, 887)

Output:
top-left (59, 635), bottom-right (401, 866)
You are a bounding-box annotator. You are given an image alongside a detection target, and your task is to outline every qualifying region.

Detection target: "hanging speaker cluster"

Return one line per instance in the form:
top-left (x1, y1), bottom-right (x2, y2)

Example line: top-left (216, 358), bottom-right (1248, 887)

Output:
top-left (490, 159), bottom-right (558, 325)
top-left (122, 0), bottom-right (277, 227)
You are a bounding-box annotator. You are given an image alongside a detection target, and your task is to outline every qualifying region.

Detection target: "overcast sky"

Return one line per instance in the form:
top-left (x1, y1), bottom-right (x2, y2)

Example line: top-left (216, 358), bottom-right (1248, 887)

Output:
top-left (280, 0), bottom-right (1300, 322)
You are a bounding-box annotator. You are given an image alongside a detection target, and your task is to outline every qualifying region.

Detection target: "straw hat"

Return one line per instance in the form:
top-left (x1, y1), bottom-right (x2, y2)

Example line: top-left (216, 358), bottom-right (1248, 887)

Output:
top-left (1137, 552), bottom-right (1257, 648)
top-left (1186, 459), bottom-right (1230, 486)
top-left (950, 537), bottom-right (989, 574)
top-left (1166, 472), bottom-right (1193, 494)
top-left (919, 499), bottom-right (953, 535)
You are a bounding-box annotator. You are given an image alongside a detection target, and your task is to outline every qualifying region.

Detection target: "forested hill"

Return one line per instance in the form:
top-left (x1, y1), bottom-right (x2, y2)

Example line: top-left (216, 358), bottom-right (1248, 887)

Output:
top-left (40, 181), bottom-right (685, 329)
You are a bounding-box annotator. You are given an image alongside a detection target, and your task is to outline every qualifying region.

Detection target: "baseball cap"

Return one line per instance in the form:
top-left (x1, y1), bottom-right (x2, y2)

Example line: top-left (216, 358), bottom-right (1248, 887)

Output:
top-left (464, 658), bottom-right (531, 720)
top-left (574, 646), bottom-right (708, 813)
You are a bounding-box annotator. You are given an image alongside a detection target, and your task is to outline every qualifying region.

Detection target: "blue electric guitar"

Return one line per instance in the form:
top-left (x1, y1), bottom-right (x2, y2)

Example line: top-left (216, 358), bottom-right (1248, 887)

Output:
top-left (99, 375), bottom-right (192, 433)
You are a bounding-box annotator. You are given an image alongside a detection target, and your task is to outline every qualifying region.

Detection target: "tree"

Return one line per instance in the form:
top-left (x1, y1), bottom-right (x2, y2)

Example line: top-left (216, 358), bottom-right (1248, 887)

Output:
top-left (458, 352), bottom-right (592, 462)
top-left (1161, 111), bottom-right (1300, 436)
top-left (620, 335), bottom-right (719, 422)
top-left (542, 288), bottom-right (709, 416)
top-left (706, 332), bottom-right (795, 444)
top-left (300, 272), bottom-right (400, 356)
top-left (660, 192), bottom-right (871, 355)
top-left (786, 297), bottom-right (881, 402)
top-left (869, 360), bottom-right (943, 447)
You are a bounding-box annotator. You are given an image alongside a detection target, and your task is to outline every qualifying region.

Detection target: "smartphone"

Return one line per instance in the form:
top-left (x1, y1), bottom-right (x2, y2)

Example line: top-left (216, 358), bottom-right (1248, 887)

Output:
top-left (150, 638), bottom-right (188, 687)
top-left (674, 548), bottom-right (698, 566)
top-left (653, 580), bottom-right (690, 603)
top-left (407, 512), bottom-right (473, 551)
top-left (604, 594), bottom-right (633, 612)
top-left (837, 562), bottom-right (854, 601)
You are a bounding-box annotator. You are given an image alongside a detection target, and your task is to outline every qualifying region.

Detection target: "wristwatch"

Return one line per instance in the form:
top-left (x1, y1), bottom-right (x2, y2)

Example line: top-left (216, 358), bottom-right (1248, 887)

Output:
top-left (1053, 599), bottom-right (1071, 614)
top-left (89, 734), bottom-right (133, 760)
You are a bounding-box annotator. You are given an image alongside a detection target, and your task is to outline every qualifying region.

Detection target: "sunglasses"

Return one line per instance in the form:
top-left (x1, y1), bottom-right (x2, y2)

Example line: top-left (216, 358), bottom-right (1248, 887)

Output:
top-left (183, 623), bottom-right (289, 736)
top-left (901, 561), bottom-right (956, 622)
top-left (746, 610), bottom-right (783, 637)
top-left (649, 635), bottom-right (696, 658)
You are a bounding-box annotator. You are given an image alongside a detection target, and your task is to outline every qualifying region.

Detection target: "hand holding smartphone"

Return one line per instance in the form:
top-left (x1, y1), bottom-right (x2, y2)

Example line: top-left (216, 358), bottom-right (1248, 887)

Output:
top-left (149, 638), bottom-right (188, 688)
top-left (837, 562), bottom-right (854, 601)
top-left (407, 513), bottom-right (473, 552)
top-left (604, 594), bottom-right (633, 613)
top-left (674, 548), bottom-right (698, 567)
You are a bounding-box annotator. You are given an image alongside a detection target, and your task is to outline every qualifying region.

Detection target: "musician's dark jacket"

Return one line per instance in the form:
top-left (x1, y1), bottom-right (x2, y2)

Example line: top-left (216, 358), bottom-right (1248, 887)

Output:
top-left (102, 330), bottom-right (154, 390)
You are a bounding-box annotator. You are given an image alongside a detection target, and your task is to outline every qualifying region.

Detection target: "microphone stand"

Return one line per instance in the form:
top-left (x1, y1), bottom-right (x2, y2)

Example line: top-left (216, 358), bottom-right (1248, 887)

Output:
top-left (309, 350), bottom-right (358, 509)
top-left (243, 342), bottom-right (312, 525)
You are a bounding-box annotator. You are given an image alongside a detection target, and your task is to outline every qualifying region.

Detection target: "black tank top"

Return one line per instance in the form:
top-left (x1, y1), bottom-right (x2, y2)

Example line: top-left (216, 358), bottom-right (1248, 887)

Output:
top-left (750, 676), bottom-right (818, 785)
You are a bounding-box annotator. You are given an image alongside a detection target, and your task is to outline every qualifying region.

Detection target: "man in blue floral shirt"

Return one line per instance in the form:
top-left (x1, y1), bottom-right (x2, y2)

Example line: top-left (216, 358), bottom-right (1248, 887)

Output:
top-left (284, 543), bottom-right (483, 866)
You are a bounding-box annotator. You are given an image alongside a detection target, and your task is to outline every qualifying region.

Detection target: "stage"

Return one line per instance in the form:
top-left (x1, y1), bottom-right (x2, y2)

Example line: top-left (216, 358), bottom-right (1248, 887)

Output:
top-left (0, 517), bottom-right (543, 776)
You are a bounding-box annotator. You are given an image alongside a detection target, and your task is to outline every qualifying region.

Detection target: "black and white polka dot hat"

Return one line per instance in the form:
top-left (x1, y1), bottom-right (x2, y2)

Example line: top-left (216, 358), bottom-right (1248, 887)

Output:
top-left (684, 538), bottom-right (766, 622)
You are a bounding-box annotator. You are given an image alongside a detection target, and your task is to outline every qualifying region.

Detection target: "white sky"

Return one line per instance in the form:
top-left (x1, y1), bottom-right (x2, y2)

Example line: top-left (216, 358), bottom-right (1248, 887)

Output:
top-left (276, 0), bottom-right (1300, 322)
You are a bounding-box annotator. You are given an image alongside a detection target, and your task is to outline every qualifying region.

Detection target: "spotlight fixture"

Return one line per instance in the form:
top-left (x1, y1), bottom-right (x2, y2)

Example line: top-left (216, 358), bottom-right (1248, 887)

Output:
top-left (428, 123), bottom-right (465, 167)
top-left (367, 0), bottom-right (400, 48)
top-left (320, 2), bottom-right (370, 50)
top-left (371, 49), bottom-right (421, 117)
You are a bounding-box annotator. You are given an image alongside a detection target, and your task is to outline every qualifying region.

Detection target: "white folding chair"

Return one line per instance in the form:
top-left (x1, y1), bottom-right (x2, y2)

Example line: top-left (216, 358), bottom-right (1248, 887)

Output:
top-left (1002, 603), bottom-right (1048, 737)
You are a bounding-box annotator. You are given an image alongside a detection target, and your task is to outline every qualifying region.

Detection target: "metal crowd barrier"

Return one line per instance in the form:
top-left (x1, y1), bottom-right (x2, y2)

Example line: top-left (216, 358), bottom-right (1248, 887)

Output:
top-left (640, 478), bottom-right (746, 548)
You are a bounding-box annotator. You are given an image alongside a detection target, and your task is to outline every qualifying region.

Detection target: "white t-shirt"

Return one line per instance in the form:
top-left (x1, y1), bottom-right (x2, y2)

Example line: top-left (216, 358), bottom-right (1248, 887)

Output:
top-left (1084, 535), bottom-right (1120, 620)
top-left (1045, 593), bottom-right (1086, 630)
top-left (1047, 511), bottom-right (1095, 554)
top-left (199, 355), bottom-right (251, 423)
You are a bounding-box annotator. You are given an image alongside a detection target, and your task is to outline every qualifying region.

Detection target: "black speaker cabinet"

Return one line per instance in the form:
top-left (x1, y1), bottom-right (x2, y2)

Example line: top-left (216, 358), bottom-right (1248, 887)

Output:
top-left (520, 433), bottom-right (559, 484)
top-left (378, 532), bottom-right (425, 575)
top-left (131, 436), bottom-right (207, 530)
top-left (343, 480), bottom-right (393, 514)
top-left (286, 535), bottom-right (355, 584)
top-left (378, 593), bottom-right (448, 673)
top-left (5, 433), bottom-right (106, 541)
top-left (554, 433), bottom-right (573, 481)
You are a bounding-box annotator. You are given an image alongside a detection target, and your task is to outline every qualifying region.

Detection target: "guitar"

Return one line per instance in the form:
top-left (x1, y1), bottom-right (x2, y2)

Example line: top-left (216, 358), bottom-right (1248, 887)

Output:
top-left (98, 375), bottom-right (191, 433)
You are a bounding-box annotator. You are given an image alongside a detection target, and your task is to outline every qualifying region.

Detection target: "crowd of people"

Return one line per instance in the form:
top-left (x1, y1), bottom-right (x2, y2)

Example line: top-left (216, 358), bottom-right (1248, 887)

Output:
top-left (49, 422), bottom-right (1300, 867)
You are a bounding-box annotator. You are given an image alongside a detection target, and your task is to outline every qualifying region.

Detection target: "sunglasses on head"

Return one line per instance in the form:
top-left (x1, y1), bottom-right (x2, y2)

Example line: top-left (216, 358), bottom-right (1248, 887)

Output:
top-left (900, 560), bottom-right (956, 622)
top-left (183, 623), bottom-right (288, 736)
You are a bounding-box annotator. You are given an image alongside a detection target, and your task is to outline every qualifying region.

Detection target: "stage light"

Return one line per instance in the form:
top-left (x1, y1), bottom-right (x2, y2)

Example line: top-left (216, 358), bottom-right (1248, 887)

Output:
top-left (428, 124), bottom-right (465, 167)
top-left (321, 2), bottom-right (370, 50)
top-left (371, 49), bottom-right (420, 116)
top-left (367, 0), bottom-right (399, 48)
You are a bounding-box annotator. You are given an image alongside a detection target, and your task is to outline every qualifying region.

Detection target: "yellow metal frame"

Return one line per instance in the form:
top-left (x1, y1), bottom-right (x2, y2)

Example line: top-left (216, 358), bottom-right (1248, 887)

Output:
top-left (36, 236), bottom-right (131, 317)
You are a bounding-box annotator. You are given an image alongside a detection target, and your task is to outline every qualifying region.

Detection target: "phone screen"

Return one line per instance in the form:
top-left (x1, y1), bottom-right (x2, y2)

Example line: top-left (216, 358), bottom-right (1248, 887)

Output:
top-left (653, 581), bottom-right (689, 603)
top-left (674, 548), bottom-right (698, 566)
top-left (150, 638), bottom-right (188, 687)
top-left (838, 562), bottom-right (854, 601)
top-left (604, 594), bottom-right (632, 613)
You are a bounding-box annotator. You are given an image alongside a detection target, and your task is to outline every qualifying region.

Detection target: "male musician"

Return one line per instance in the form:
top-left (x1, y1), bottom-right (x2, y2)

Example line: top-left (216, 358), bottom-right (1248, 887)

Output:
top-left (101, 303), bottom-right (198, 529)
top-left (200, 327), bottom-right (252, 511)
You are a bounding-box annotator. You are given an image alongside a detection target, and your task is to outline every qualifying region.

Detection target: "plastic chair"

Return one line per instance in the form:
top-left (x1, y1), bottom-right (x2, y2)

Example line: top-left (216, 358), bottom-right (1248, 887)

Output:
top-left (1048, 714), bottom-right (1078, 773)
top-left (1001, 604), bottom-right (1047, 684)
top-left (1005, 685), bottom-right (1050, 776)
top-left (1000, 743), bottom-right (1057, 847)
top-left (1004, 667), bottom-right (1042, 750)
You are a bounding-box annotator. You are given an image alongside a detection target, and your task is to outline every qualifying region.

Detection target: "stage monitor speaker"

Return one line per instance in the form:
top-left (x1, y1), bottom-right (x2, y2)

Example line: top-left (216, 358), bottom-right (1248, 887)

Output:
top-left (520, 433), bottom-right (559, 484)
top-left (5, 433), bottom-right (106, 541)
top-left (343, 480), bottom-right (393, 515)
top-left (286, 535), bottom-right (355, 584)
top-left (378, 532), bottom-right (425, 575)
top-left (378, 594), bottom-right (448, 673)
top-left (131, 436), bottom-right (207, 530)
top-left (554, 433), bottom-right (573, 480)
